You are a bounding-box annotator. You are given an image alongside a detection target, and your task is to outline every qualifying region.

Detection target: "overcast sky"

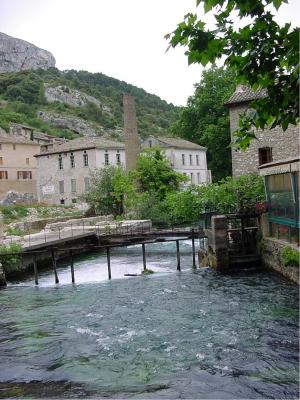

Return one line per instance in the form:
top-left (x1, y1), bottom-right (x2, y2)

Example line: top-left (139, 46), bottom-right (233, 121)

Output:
top-left (0, 0), bottom-right (299, 106)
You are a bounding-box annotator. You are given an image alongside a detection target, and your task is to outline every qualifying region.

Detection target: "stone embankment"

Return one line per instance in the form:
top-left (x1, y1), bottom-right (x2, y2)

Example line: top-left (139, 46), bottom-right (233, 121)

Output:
top-left (261, 238), bottom-right (299, 284)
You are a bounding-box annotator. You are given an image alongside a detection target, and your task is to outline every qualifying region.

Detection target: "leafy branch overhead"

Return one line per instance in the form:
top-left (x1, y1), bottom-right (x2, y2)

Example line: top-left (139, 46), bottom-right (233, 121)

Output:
top-left (166, 0), bottom-right (299, 148)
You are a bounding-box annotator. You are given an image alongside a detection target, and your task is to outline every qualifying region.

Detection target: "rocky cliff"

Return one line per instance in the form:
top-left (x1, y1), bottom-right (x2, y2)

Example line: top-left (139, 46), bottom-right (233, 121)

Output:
top-left (44, 84), bottom-right (112, 114)
top-left (0, 32), bottom-right (56, 73)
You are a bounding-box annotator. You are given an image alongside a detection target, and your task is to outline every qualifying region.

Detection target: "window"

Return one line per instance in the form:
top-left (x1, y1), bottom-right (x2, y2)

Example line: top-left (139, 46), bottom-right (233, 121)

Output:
top-left (189, 154), bottom-right (193, 165)
top-left (84, 177), bottom-right (90, 191)
top-left (58, 154), bottom-right (63, 170)
top-left (0, 157), bottom-right (3, 165)
top-left (104, 152), bottom-right (109, 165)
top-left (71, 179), bottom-right (76, 193)
top-left (72, 198), bottom-right (77, 204)
top-left (0, 144), bottom-right (2, 150)
top-left (13, 144), bottom-right (16, 150)
top-left (17, 171), bottom-right (32, 180)
top-left (196, 155), bottom-right (199, 166)
top-left (258, 147), bottom-right (272, 165)
top-left (60, 199), bottom-right (65, 205)
top-left (70, 153), bottom-right (75, 168)
top-left (197, 173), bottom-right (200, 184)
top-left (190, 173), bottom-right (194, 184)
top-left (26, 158), bottom-right (29, 165)
top-left (116, 153), bottom-right (121, 165)
top-left (182, 154), bottom-right (185, 165)
top-left (59, 180), bottom-right (64, 194)
top-left (83, 151), bottom-right (89, 167)
top-left (0, 171), bottom-right (8, 179)
top-left (149, 140), bottom-right (152, 148)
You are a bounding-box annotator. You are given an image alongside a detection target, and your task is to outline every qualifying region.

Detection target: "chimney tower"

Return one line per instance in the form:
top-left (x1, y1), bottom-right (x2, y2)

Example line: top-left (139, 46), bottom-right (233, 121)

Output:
top-left (123, 94), bottom-right (140, 170)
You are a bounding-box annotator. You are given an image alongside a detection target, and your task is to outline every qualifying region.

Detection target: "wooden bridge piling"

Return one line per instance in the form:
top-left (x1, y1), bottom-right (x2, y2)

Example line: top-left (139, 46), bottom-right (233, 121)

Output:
top-left (142, 243), bottom-right (146, 271)
top-left (51, 249), bottom-right (59, 284)
top-left (70, 250), bottom-right (75, 284)
top-left (191, 229), bottom-right (196, 268)
top-left (33, 254), bottom-right (38, 285)
top-left (176, 240), bottom-right (181, 271)
top-left (106, 247), bottom-right (112, 280)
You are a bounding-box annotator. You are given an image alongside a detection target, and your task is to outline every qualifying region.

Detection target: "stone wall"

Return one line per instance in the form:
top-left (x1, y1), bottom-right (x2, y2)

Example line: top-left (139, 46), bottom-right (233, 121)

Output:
top-left (45, 215), bottom-right (113, 231)
top-left (261, 237), bottom-right (299, 284)
top-left (0, 183), bottom-right (37, 202)
top-left (229, 104), bottom-right (299, 177)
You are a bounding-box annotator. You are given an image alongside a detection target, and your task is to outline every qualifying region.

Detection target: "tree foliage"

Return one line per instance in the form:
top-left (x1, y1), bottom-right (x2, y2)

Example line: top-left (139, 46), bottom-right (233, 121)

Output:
top-left (137, 174), bottom-right (265, 227)
top-left (166, 0), bottom-right (299, 148)
top-left (134, 146), bottom-right (187, 199)
top-left (172, 66), bottom-right (236, 181)
top-left (83, 167), bottom-right (134, 216)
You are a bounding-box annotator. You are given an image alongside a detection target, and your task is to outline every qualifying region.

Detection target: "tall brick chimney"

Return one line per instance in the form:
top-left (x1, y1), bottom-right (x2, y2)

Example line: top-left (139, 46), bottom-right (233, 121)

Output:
top-left (123, 94), bottom-right (140, 170)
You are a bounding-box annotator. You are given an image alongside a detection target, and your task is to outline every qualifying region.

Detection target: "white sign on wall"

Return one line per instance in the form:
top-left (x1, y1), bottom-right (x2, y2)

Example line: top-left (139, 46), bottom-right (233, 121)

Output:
top-left (42, 185), bottom-right (55, 195)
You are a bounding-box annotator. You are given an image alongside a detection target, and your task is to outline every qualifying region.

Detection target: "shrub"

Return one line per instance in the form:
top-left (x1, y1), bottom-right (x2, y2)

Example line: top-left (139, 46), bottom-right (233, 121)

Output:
top-left (0, 243), bottom-right (22, 273)
top-left (281, 246), bottom-right (299, 268)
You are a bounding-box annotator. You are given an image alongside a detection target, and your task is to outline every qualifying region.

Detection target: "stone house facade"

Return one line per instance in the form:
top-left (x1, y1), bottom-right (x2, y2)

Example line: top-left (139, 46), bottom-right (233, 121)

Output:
top-left (10, 123), bottom-right (66, 146)
top-left (141, 136), bottom-right (211, 185)
top-left (0, 131), bottom-right (40, 200)
top-left (35, 137), bottom-right (125, 205)
top-left (226, 86), bottom-right (299, 177)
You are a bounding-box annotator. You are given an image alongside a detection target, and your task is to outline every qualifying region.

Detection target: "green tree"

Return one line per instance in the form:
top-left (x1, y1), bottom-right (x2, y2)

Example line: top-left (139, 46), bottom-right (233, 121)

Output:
top-left (172, 66), bottom-right (236, 181)
top-left (166, 0), bottom-right (299, 148)
top-left (162, 174), bottom-right (265, 226)
top-left (134, 146), bottom-right (187, 199)
top-left (83, 167), bottom-right (134, 216)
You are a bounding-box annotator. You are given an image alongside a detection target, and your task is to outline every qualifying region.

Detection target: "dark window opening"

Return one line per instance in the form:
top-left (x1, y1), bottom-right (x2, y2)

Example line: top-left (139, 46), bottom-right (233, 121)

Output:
top-left (259, 147), bottom-right (272, 165)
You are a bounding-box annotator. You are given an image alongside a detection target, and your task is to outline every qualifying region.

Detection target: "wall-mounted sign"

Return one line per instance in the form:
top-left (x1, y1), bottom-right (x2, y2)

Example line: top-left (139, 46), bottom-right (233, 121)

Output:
top-left (42, 185), bottom-right (54, 194)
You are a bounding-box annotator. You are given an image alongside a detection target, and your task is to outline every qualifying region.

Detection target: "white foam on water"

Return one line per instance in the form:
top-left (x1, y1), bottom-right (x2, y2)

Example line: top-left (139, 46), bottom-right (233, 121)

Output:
top-left (165, 346), bottom-right (177, 353)
top-left (196, 353), bottom-right (205, 361)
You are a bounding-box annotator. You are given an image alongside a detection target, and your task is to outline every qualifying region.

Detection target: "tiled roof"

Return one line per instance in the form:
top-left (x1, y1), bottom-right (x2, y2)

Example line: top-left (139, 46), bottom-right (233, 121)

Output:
top-left (153, 136), bottom-right (207, 151)
top-left (36, 137), bottom-right (125, 156)
top-left (225, 85), bottom-right (267, 105)
top-left (0, 132), bottom-right (40, 145)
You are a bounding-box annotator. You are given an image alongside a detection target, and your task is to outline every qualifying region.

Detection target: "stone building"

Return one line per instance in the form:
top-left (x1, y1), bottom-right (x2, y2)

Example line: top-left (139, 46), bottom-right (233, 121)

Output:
top-left (35, 137), bottom-right (125, 205)
top-left (10, 123), bottom-right (66, 146)
top-left (226, 85), bottom-right (299, 177)
top-left (141, 136), bottom-right (211, 185)
top-left (0, 131), bottom-right (40, 200)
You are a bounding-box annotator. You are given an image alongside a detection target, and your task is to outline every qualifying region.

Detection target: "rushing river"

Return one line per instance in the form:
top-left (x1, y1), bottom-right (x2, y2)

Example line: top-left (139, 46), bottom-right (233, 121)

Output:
top-left (0, 241), bottom-right (299, 399)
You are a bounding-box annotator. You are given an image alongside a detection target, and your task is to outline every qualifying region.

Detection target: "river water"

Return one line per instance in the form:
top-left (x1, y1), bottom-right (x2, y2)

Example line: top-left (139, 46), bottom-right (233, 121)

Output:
top-left (0, 241), bottom-right (299, 399)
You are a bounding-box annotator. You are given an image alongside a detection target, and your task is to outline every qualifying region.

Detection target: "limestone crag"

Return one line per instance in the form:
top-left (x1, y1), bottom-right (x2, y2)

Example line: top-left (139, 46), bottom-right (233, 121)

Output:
top-left (0, 32), bottom-right (56, 73)
top-left (37, 110), bottom-right (104, 137)
top-left (44, 84), bottom-right (112, 114)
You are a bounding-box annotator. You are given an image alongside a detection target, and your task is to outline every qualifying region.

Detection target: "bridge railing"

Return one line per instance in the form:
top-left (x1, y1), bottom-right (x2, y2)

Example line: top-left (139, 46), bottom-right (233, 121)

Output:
top-left (2, 220), bottom-right (203, 249)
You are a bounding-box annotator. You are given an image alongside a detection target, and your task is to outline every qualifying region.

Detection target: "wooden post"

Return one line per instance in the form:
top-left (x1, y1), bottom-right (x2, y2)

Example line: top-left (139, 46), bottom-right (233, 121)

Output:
top-left (33, 254), bottom-right (38, 285)
top-left (70, 249), bottom-right (75, 284)
top-left (106, 247), bottom-right (111, 280)
top-left (241, 216), bottom-right (246, 255)
top-left (176, 240), bottom-right (181, 271)
top-left (191, 229), bottom-right (196, 268)
top-left (51, 249), bottom-right (59, 284)
top-left (142, 243), bottom-right (146, 271)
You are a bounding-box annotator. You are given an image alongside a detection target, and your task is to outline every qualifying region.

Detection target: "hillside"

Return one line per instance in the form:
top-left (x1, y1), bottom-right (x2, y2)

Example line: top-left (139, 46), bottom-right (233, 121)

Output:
top-left (0, 68), bottom-right (180, 140)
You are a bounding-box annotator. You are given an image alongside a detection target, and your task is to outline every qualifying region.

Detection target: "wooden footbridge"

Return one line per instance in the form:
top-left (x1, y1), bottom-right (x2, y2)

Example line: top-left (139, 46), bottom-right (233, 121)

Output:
top-left (0, 225), bottom-right (205, 286)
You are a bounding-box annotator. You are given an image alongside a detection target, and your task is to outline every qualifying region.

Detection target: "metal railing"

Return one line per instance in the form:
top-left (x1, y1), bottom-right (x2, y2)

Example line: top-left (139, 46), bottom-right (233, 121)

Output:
top-left (3, 221), bottom-right (203, 250)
